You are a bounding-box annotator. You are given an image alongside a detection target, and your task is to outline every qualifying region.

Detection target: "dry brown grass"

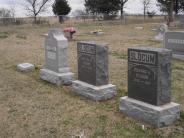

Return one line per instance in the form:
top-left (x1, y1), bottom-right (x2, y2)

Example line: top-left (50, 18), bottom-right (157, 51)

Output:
top-left (0, 22), bottom-right (184, 138)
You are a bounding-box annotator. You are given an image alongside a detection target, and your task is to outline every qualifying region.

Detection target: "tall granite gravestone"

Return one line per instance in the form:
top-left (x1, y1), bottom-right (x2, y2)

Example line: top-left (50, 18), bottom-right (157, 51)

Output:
top-left (40, 28), bottom-right (74, 86)
top-left (119, 47), bottom-right (180, 128)
top-left (164, 31), bottom-right (184, 60)
top-left (154, 24), bottom-right (168, 41)
top-left (72, 41), bottom-right (116, 101)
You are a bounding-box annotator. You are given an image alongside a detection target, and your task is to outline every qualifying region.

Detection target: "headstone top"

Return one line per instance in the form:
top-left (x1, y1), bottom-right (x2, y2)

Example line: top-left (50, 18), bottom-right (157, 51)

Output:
top-left (157, 24), bottom-right (168, 34)
top-left (78, 41), bottom-right (108, 47)
top-left (129, 47), bottom-right (171, 53)
top-left (47, 28), bottom-right (67, 41)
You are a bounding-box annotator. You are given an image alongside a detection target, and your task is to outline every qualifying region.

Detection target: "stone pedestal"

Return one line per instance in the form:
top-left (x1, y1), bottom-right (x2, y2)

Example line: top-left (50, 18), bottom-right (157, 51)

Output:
top-left (119, 96), bottom-right (180, 128)
top-left (40, 69), bottom-right (74, 86)
top-left (72, 80), bottom-right (116, 101)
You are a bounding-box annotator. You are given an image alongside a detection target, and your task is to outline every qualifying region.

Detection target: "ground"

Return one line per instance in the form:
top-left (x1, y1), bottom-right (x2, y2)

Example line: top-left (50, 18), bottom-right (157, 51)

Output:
top-left (0, 21), bottom-right (184, 138)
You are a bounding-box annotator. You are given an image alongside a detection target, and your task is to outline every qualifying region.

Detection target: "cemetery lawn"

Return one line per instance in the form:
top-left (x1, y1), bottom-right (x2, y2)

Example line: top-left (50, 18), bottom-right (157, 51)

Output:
top-left (0, 23), bottom-right (184, 138)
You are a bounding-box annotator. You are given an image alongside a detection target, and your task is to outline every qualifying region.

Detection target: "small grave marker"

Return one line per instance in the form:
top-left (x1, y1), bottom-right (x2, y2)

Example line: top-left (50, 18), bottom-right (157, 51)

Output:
top-left (17, 63), bottom-right (35, 72)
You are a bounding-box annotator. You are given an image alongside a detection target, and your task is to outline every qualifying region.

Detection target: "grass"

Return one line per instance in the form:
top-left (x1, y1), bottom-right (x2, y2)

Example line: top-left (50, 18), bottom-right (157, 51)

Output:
top-left (0, 22), bottom-right (184, 137)
top-left (16, 34), bottom-right (27, 39)
top-left (110, 51), bottom-right (128, 60)
top-left (0, 32), bottom-right (9, 39)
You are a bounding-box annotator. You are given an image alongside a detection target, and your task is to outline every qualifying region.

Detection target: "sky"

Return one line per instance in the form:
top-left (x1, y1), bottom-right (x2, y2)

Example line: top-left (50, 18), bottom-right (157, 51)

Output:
top-left (0, 0), bottom-right (159, 17)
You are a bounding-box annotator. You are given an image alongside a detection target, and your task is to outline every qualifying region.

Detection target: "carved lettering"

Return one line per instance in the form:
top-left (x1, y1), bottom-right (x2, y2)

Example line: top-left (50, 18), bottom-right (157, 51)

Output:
top-left (129, 51), bottom-right (156, 65)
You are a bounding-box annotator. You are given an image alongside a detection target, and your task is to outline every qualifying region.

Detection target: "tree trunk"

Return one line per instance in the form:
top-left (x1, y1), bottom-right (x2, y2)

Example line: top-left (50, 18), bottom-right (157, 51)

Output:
top-left (34, 15), bottom-right (37, 24)
top-left (144, 6), bottom-right (146, 20)
top-left (175, 0), bottom-right (179, 15)
top-left (120, 5), bottom-right (124, 20)
top-left (168, 0), bottom-right (174, 26)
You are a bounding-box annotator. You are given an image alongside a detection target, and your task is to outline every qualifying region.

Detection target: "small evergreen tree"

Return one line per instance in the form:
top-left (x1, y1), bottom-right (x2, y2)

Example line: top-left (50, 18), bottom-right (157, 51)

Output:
top-left (52, 0), bottom-right (71, 23)
top-left (85, 0), bottom-right (120, 20)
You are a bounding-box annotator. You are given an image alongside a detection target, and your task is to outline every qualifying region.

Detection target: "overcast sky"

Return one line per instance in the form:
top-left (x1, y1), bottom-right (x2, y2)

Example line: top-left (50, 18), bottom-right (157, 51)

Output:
top-left (0, 0), bottom-right (159, 17)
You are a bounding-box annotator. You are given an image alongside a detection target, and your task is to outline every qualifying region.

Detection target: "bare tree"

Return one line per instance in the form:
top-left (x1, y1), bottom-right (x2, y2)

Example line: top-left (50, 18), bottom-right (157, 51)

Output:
top-left (120, 0), bottom-right (128, 20)
top-left (23, 0), bottom-right (51, 23)
top-left (157, 0), bottom-right (174, 26)
top-left (142, 0), bottom-right (151, 20)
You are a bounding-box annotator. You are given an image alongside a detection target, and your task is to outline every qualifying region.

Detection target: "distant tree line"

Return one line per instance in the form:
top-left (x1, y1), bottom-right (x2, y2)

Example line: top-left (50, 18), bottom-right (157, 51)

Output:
top-left (1, 0), bottom-right (184, 25)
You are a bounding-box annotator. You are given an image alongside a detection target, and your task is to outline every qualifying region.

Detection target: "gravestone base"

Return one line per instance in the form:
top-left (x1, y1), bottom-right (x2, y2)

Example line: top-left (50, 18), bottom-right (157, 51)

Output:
top-left (40, 69), bottom-right (74, 86)
top-left (72, 80), bottom-right (117, 101)
top-left (119, 96), bottom-right (180, 128)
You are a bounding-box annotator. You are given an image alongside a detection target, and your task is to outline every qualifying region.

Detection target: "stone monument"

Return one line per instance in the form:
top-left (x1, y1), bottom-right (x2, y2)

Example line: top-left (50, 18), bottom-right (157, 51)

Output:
top-left (40, 28), bottom-right (74, 86)
top-left (119, 47), bottom-right (180, 128)
top-left (154, 24), bottom-right (168, 41)
top-left (164, 31), bottom-right (184, 60)
top-left (72, 41), bottom-right (117, 101)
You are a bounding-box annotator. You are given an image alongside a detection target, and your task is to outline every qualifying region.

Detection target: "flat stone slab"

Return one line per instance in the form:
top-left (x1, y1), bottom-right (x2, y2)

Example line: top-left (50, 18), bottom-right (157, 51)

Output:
top-left (119, 96), bottom-right (180, 128)
top-left (40, 69), bottom-right (74, 86)
top-left (17, 63), bottom-right (35, 72)
top-left (72, 80), bottom-right (117, 101)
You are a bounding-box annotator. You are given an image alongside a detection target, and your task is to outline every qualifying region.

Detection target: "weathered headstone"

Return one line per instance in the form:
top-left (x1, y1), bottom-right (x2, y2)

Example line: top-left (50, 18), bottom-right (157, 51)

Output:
top-left (72, 41), bottom-right (116, 101)
top-left (164, 31), bottom-right (184, 60)
top-left (40, 28), bottom-right (74, 86)
top-left (119, 47), bottom-right (180, 128)
top-left (179, 15), bottom-right (184, 26)
top-left (154, 24), bottom-right (168, 41)
top-left (17, 63), bottom-right (35, 72)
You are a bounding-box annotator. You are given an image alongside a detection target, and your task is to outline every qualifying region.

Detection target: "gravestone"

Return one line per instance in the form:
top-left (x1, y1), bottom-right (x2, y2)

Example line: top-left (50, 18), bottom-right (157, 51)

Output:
top-left (40, 28), bottom-right (74, 86)
top-left (72, 41), bottom-right (116, 101)
top-left (179, 15), bottom-right (184, 26)
top-left (154, 24), bottom-right (168, 41)
top-left (17, 63), bottom-right (35, 72)
top-left (164, 31), bottom-right (184, 60)
top-left (119, 47), bottom-right (180, 128)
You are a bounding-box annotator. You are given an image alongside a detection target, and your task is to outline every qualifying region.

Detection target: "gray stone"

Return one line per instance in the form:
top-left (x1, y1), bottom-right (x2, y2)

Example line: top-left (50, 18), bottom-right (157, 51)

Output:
top-left (72, 41), bottom-right (116, 101)
top-left (119, 47), bottom-right (180, 128)
top-left (154, 24), bottom-right (168, 41)
top-left (40, 69), bottom-right (74, 86)
top-left (72, 80), bottom-right (116, 101)
top-left (77, 41), bottom-right (109, 86)
top-left (164, 31), bottom-right (184, 61)
top-left (128, 47), bottom-right (172, 106)
top-left (119, 96), bottom-right (180, 128)
top-left (179, 15), bottom-right (184, 25)
top-left (40, 28), bottom-right (74, 85)
top-left (17, 63), bottom-right (35, 72)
